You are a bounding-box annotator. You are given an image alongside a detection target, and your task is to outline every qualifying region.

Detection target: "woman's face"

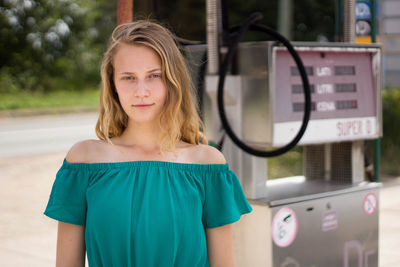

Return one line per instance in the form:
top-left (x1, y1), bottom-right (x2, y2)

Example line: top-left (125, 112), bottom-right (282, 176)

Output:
top-left (113, 44), bottom-right (167, 125)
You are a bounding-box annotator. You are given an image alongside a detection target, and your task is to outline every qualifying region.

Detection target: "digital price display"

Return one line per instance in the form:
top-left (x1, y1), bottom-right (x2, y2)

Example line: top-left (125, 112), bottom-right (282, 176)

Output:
top-left (272, 45), bottom-right (381, 145)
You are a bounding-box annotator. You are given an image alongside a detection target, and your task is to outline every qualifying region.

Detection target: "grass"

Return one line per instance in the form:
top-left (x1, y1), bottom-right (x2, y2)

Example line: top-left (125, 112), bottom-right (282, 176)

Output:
top-left (268, 148), bottom-right (303, 179)
top-left (380, 144), bottom-right (400, 176)
top-left (0, 89), bottom-right (100, 110)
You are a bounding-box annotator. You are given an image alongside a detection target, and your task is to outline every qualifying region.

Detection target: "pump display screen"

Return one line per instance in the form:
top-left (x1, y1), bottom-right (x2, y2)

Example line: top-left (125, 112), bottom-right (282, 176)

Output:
top-left (272, 46), bottom-right (380, 145)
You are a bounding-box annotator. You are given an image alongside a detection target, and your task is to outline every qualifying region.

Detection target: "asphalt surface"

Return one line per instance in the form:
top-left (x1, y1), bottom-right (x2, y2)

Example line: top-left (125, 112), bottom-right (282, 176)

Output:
top-left (0, 112), bottom-right (399, 266)
top-left (0, 112), bottom-right (98, 158)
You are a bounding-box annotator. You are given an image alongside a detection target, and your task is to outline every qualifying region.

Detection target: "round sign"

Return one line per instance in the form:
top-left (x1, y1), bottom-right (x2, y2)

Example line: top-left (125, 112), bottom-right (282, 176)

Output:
top-left (272, 207), bottom-right (298, 247)
top-left (356, 2), bottom-right (371, 20)
top-left (363, 193), bottom-right (377, 215)
top-left (356, 20), bottom-right (371, 36)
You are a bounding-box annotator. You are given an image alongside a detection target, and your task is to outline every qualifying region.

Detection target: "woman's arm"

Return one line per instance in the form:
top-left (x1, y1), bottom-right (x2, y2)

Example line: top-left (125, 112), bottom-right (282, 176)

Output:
top-left (206, 224), bottom-right (235, 267)
top-left (56, 221), bottom-right (86, 267)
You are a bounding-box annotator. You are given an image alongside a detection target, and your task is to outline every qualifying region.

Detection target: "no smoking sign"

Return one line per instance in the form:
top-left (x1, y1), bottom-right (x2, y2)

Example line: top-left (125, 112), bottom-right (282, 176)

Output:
top-left (272, 207), bottom-right (298, 247)
top-left (363, 192), bottom-right (377, 215)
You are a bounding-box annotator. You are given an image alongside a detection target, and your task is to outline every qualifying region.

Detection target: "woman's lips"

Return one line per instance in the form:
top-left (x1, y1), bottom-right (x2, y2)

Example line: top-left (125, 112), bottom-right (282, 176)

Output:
top-left (132, 103), bottom-right (155, 108)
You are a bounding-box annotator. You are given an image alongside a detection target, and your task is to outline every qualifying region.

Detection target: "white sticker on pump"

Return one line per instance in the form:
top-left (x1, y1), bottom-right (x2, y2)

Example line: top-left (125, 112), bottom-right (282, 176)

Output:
top-left (363, 192), bottom-right (377, 215)
top-left (272, 207), bottom-right (298, 247)
top-left (273, 117), bottom-right (378, 146)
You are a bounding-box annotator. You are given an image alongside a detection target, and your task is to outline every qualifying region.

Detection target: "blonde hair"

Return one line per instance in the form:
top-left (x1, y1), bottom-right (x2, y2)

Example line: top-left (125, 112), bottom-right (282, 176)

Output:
top-left (95, 20), bottom-right (207, 152)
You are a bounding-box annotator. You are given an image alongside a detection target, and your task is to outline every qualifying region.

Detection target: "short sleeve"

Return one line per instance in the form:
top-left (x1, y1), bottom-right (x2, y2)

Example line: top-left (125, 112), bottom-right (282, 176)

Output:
top-left (202, 168), bottom-right (253, 228)
top-left (43, 162), bottom-right (90, 226)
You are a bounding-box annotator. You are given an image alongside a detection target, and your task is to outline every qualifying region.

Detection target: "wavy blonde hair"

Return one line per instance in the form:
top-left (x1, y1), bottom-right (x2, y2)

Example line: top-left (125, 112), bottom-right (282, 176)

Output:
top-left (95, 20), bottom-right (207, 152)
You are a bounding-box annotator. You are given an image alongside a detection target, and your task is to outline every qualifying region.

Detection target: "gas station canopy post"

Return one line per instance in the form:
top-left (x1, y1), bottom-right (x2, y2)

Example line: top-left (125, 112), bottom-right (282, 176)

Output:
top-left (117, 0), bottom-right (133, 25)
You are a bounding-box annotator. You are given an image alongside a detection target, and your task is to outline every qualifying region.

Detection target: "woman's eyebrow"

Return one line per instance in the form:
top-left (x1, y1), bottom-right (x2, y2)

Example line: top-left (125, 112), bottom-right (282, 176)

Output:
top-left (118, 68), bottom-right (161, 75)
top-left (147, 68), bottom-right (161, 73)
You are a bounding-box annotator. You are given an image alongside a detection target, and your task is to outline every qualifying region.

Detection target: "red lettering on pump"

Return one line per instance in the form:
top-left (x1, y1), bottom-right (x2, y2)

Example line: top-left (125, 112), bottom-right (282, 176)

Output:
top-left (337, 120), bottom-right (364, 137)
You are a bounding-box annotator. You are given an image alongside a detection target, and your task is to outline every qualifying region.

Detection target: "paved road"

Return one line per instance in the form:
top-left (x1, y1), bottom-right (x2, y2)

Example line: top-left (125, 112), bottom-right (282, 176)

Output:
top-left (0, 113), bottom-right (97, 266)
top-left (0, 112), bottom-right (98, 158)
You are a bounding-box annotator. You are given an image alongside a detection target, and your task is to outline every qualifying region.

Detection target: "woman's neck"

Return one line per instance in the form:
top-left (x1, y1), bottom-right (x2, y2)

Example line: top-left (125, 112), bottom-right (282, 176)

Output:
top-left (116, 120), bottom-right (161, 151)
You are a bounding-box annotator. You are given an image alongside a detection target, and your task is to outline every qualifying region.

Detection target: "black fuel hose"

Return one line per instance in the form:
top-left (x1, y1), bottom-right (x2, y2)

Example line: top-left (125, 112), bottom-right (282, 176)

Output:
top-left (217, 12), bottom-right (312, 157)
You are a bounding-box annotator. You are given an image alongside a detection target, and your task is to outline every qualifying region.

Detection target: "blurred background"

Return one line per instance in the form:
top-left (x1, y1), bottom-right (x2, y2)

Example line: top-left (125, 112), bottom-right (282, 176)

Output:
top-left (0, 0), bottom-right (399, 266)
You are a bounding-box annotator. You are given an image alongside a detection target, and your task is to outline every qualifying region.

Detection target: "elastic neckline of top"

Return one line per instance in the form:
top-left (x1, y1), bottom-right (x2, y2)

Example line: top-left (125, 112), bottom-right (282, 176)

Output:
top-left (62, 158), bottom-right (229, 172)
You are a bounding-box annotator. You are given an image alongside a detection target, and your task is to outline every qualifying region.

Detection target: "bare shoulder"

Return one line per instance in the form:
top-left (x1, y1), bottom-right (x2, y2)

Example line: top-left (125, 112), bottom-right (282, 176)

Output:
top-left (65, 139), bottom-right (104, 163)
top-left (189, 144), bottom-right (227, 164)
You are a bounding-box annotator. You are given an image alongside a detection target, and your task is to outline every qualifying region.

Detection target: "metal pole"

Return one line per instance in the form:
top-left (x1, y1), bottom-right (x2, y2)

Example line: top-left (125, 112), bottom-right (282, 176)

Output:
top-left (334, 0), bottom-right (341, 41)
top-left (206, 0), bottom-right (220, 74)
top-left (343, 0), bottom-right (356, 42)
top-left (277, 0), bottom-right (293, 40)
top-left (371, 0), bottom-right (380, 182)
top-left (371, 0), bottom-right (377, 43)
top-left (117, 0), bottom-right (133, 25)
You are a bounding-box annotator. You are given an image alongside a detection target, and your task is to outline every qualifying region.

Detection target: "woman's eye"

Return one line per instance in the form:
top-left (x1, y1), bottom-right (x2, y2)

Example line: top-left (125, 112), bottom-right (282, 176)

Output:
top-left (122, 76), bottom-right (135, 81)
top-left (150, 73), bottom-right (161, 78)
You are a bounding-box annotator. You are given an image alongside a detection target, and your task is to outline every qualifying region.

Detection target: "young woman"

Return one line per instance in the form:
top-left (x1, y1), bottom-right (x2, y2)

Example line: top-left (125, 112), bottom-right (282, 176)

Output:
top-left (44, 20), bottom-right (252, 267)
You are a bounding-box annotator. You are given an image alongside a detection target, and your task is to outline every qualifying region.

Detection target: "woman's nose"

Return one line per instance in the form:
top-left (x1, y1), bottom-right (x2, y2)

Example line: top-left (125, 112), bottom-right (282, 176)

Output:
top-left (134, 80), bottom-right (149, 98)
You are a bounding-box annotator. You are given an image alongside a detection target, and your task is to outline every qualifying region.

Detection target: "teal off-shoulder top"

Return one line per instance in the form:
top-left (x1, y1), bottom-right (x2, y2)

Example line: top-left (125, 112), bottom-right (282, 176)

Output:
top-left (44, 159), bottom-right (253, 267)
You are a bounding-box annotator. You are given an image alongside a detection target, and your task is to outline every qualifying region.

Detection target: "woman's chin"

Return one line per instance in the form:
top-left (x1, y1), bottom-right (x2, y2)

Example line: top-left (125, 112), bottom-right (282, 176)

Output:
top-left (128, 116), bottom-right (158, 125)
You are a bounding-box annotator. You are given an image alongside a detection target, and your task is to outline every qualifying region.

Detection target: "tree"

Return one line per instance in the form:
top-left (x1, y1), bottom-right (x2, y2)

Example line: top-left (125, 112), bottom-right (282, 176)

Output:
top-left (0, 0), bottom-right (113, 93)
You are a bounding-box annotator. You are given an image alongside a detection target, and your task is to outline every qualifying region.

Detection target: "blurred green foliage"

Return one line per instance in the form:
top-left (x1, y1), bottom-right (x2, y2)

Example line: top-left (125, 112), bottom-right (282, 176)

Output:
top-left (268, 148), bottom-right (303, 179)
top-left (382, 89), bottom-right (400, 146)
top-left (0, 0), bottom-right (116, 93)
top-left (292, 0), bottom-right (335, 41)
top-left (381, 88), bottom-right (400, 175)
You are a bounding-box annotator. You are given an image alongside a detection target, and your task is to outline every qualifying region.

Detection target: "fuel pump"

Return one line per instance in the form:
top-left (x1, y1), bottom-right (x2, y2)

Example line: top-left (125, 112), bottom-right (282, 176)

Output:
top-left (184, 1), bottom-right (382, 266)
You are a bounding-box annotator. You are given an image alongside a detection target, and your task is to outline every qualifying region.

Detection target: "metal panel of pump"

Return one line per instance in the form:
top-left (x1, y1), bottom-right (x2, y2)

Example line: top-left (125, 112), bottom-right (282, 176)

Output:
top-left (235, 42), bottom-right (382, 147)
